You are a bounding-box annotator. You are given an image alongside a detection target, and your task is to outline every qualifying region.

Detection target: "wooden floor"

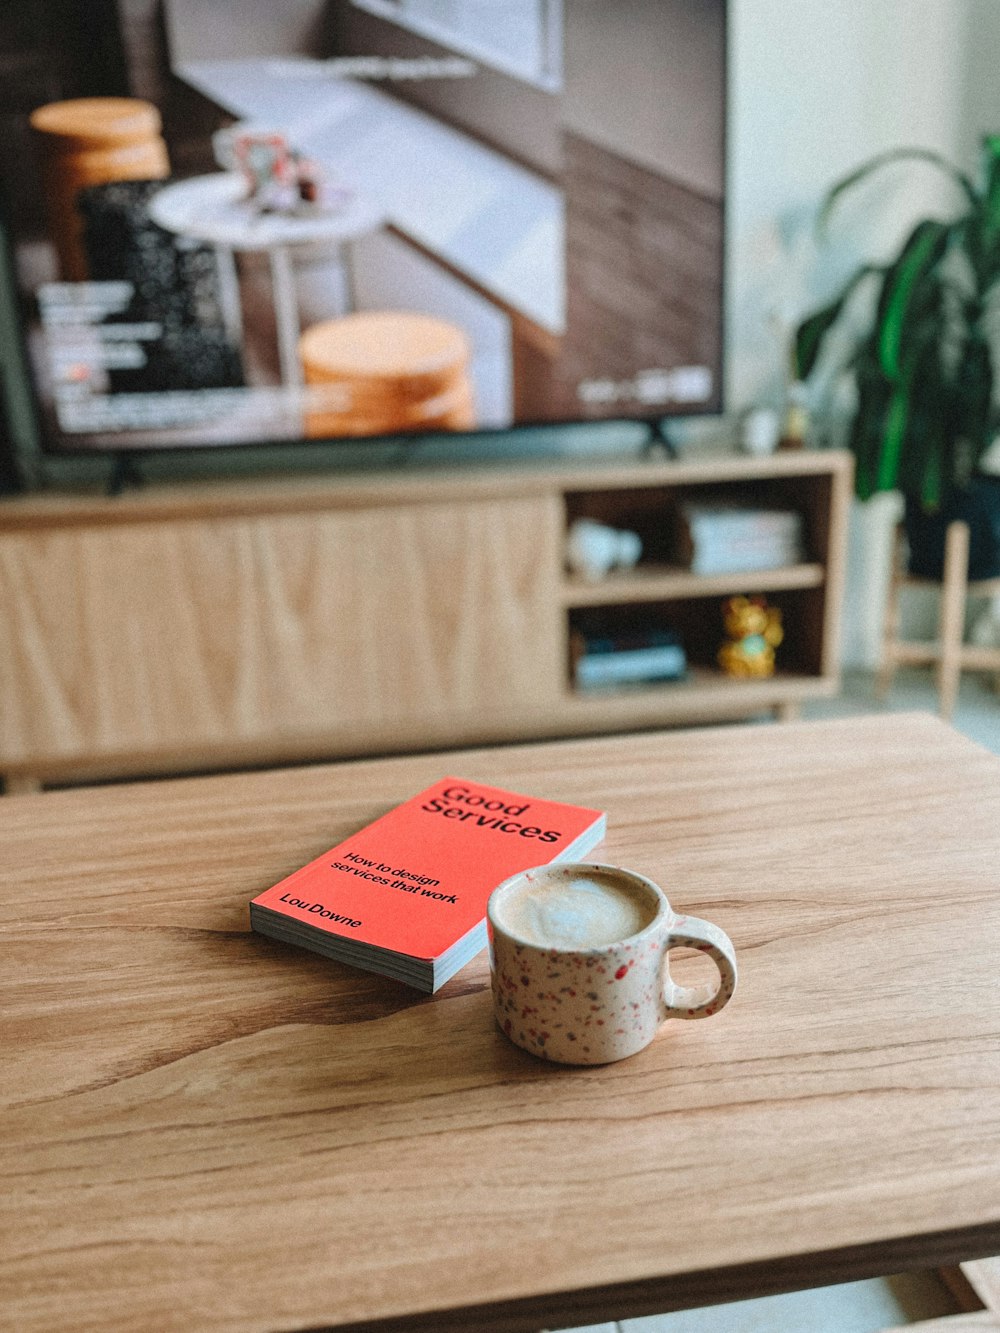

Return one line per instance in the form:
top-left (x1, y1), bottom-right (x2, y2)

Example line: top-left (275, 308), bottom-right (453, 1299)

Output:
top-left (801, 666), bottom-right (1000, 756)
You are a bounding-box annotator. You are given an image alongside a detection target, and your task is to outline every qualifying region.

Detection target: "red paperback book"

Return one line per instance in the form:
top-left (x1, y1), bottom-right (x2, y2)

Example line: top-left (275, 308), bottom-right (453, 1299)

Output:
top-left (249, 776), bottom-right (606, 992)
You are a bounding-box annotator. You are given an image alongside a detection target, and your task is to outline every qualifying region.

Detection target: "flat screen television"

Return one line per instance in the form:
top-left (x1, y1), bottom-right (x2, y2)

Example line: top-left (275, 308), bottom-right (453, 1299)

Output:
top-left (1, 0), bottom-right (726, 474)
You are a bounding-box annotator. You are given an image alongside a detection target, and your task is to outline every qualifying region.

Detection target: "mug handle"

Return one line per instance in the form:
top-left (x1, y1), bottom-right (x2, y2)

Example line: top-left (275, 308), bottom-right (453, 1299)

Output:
top-left (660, 915), bottom-right (738, 1020)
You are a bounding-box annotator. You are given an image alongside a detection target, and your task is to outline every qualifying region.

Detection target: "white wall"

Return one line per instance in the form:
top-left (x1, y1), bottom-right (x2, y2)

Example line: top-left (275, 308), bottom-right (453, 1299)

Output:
top-left (726, 0), bottom-right (1000, 666)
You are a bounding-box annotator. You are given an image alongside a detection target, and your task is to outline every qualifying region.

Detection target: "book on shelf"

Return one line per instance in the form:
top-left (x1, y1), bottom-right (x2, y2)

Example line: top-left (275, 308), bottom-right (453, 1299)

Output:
top-left (249, 777), bottom-right (606, 992)
top-left (572, 628), bottom-right (687, 689)
top-left (673, 503), bottom-right (805, 574)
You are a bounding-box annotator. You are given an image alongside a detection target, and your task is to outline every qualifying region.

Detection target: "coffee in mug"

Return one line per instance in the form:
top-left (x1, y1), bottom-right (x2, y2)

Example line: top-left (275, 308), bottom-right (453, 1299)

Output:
top-left (487, 863), bottom-right (737, 1065)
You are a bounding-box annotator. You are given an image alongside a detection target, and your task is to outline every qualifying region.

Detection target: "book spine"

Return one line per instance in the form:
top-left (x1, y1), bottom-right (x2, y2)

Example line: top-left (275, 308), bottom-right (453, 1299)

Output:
top-left (689, 555), bottom-right (799, 574)
top-left (673, 509), bottom-right (804, 573)
top-left (577, 645), bottom-right (686, 686)
top-left (688, 519), bottom-right (802, 541)
top-left (688, 536), bottom-right (802, 574)
top-left (684, 510), bottom-right (803, 540)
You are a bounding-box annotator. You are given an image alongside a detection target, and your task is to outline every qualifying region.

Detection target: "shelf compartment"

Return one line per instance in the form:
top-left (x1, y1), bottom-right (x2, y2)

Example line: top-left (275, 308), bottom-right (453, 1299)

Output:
top-left (561, 667), bottom-right (837, 723)
top-left (561, 561), bottom-right (825, 607)
top-left (564, 474), bottom-right (828, 568)
top-left (567, 585), bottom-right (827, 686)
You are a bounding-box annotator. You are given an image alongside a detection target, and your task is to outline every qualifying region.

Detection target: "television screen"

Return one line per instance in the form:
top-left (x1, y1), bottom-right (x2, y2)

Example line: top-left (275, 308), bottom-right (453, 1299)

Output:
top-left (4, 0), bottom-right (726, 457)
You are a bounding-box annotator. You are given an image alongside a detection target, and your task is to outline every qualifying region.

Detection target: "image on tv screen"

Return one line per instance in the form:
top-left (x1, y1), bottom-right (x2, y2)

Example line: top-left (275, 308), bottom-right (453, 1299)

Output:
top-left (5, 0), bottom-right (726, 455)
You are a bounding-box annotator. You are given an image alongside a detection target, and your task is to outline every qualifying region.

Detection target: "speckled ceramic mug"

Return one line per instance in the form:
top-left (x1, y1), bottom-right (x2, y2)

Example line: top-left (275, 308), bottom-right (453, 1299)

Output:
top-left (487, 863), bottom-right (737, 1065)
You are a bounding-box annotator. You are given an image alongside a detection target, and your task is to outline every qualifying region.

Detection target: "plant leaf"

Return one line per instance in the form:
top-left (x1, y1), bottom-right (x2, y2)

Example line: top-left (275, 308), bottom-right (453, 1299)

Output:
top-left (818, 147), bottom-right (979, 233)
top-left (850, 349), bottom-right (892, 499)
top-left (875, 383), bottom-right (910, 491)
top-left (899, 342), bottom-right (949, 503)
top-left (920, 435), bottom-right (944, 509)
top-left (951, 332), bottom-right (994, 470)
top-left (794, 265), bottom-right (881, 379)
top-left (876, 220), bottom-right (951, 379)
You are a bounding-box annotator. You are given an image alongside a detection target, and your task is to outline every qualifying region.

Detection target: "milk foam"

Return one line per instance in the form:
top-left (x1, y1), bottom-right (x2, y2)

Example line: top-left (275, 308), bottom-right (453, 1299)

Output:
top-left (499, 870), bottom-right (656, 948)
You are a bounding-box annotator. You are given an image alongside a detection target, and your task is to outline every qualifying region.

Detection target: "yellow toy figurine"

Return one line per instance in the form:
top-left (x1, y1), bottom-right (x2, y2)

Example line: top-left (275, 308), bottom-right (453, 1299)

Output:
top-left (717, 595), bottom-right (784, 677)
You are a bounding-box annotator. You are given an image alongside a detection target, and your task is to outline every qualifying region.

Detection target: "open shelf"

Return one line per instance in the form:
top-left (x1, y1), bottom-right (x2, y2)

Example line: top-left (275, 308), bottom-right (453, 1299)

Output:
top-left (560, 455), bottom-right (853, 720)
top-left (561, 561), bottom-right (826, 607)
top-left (562, 666), bottom-right (838, 725)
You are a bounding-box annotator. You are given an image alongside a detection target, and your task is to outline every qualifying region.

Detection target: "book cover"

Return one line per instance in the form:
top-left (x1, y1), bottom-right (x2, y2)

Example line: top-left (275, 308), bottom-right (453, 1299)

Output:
top-left (249, 777), bottom-right (606, 992)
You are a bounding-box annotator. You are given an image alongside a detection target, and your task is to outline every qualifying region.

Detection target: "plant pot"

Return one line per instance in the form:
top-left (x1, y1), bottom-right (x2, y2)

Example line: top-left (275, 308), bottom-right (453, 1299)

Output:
top-left (904, 475), bottom-right (1000, 580)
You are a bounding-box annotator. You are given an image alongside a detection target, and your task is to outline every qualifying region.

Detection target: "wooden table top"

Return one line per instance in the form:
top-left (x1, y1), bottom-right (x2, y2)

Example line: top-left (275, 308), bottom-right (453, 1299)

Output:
top-left (3, 713), bottom-right (999, 1332)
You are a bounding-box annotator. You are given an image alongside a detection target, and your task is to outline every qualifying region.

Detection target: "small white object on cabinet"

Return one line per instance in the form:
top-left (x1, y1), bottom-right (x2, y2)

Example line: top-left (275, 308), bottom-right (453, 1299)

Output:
top-left (565, 518), bottom-right (642, 582)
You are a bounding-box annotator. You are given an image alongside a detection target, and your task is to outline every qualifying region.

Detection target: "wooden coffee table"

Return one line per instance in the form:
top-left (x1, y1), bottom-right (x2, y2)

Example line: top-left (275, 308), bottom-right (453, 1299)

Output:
top-left (2, 714), bottom-right (999, 1332)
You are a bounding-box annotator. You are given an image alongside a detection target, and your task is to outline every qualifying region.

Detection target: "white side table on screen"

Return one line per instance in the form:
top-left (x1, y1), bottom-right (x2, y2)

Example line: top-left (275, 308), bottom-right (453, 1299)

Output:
top-left (149, 173), bottom-right (385, 386)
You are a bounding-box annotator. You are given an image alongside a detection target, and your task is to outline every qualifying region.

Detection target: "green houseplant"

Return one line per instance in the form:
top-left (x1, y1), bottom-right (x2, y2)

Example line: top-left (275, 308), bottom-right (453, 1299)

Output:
top-left (795, 136), bottom-right (1000, 576)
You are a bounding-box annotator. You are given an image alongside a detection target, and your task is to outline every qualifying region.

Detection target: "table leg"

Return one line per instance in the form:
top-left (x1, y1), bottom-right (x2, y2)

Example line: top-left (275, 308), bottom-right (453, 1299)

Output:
top-left (773, 700), bottom-right (800, 722)
top-left (213, 246), bottom-right (243, 348)
top-left (269, 244), bottom-right (303, 386)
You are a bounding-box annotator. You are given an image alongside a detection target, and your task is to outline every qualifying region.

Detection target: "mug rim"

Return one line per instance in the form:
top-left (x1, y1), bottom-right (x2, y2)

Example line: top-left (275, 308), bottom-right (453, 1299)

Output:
top-left (487, 861), bottom-right (670, 954)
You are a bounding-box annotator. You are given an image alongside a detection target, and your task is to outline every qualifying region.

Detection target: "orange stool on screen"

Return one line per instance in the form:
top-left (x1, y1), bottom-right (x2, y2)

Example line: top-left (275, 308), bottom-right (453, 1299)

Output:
top-left (299, 311), bottom-right (476, 439)
top-left (30, 97), bottom-right (170, 281)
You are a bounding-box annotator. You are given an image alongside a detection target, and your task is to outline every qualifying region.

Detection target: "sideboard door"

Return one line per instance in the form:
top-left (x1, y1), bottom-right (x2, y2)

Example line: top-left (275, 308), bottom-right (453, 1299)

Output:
top-left (0, 495), bottom-right (564, 778)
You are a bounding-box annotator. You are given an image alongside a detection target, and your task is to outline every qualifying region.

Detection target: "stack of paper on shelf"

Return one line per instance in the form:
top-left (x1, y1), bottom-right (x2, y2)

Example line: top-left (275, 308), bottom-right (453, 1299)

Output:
top-left (250, 777), bottom-right (606, 992)
top-left (674, 503), bottom-right (804, 574)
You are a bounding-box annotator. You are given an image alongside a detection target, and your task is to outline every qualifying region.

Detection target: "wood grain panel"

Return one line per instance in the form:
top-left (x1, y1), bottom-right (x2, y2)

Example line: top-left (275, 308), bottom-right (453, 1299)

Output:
top-left (0, 495), bottom-right (563, 768)
top-left (2, 715), bottom-right (1000, 1331)
top-left (529, 132), bottom-right (724, 420)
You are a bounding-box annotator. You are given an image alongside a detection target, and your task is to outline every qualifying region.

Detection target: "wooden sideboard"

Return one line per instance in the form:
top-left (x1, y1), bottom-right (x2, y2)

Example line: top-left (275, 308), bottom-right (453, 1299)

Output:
top-left (0, 449), bottom-right (851, 790)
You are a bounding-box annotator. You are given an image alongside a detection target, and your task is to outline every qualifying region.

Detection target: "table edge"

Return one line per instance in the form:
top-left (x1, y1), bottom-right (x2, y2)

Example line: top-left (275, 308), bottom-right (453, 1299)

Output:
top-left (316, 1222), bottom-right (1000, 1333)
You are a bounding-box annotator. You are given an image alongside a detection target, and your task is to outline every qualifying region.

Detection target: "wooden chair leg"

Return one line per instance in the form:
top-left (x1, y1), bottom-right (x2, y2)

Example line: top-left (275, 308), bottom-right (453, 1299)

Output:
top-left (936, 520), bottom-right (970, 721)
